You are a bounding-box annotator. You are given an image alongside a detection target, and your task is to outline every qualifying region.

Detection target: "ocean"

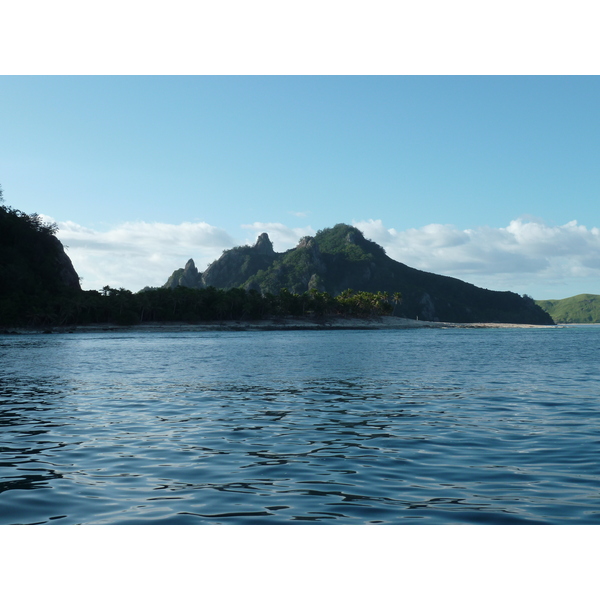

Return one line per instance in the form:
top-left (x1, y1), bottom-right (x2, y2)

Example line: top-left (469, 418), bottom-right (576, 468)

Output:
top-left (1, 326), bottom-right (599, 524)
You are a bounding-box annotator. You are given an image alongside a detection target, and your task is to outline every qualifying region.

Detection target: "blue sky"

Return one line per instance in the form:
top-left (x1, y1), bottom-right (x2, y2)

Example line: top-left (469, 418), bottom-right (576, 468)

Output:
top-left (2, 75), bottom-right (600, 298)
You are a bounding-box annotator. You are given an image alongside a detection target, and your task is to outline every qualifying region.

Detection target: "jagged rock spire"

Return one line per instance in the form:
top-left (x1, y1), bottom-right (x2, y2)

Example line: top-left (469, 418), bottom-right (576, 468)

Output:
top-left (184, 258), bottom-right (197, 273)
top-left (254, 232), bottom-right (275, 256)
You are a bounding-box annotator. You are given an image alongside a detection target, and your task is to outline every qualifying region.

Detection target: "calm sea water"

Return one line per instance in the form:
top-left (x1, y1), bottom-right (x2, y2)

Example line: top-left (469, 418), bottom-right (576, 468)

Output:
top-left (1, 326), bottom-right (599, 524)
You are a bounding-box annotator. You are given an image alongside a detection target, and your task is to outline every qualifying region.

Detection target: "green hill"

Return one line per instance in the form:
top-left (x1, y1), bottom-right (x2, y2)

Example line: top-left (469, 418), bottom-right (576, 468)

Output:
top-left (535, 294), bottom-right (600, 323)
top-left (165, 223), bottom-right (554, 325)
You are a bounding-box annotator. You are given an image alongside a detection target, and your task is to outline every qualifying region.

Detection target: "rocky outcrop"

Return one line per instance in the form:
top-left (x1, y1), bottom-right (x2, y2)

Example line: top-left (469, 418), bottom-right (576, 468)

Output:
top-left (164, 233), bottom-right (279, 291)
top-left (50, 237), bottom-right (81, 290)
top-left (164, 259), bottom-right (204, 289)
top-left (254, 232), bottom-right (276, 256)
top-left (183, 259), bottom-right (201, 285)
top-left (419, 292), bottom-right (436, 322)
top-left (173, 259), bottom-right (203, 289)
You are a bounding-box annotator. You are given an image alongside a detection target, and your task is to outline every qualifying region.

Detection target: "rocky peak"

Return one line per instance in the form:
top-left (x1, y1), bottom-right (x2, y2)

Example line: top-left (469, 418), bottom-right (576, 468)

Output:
top-left (171, 258), bottom-right (202, 289)
top-left (254, 232), bottom-right (275, 256)
top-left (297, 234), bottom-right (324, 267)
top-left (297, 236), bottom-right (315, 249)
top-left (178, 258), bottom-right (203, 288)
top-left (346, 230), bottom-right (359, 245)
top-left (184, 258), bottom-right (197, 274)
top-left (50, 237), bottom-right (81, 290)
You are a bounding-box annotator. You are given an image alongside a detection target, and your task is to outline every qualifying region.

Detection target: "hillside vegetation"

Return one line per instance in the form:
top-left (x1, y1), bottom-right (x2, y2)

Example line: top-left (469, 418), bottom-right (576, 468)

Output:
top-left (536, 294), bottom-right (600, 323)
top-left (0, 187), bottom-right (82, 326)
top-left (165, 223), bottom-right (554, 325)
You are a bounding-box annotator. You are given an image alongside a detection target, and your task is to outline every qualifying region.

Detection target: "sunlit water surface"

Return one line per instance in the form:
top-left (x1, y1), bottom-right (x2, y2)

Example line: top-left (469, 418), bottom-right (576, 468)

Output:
top-left (1, 326), bottom-right (599, 524)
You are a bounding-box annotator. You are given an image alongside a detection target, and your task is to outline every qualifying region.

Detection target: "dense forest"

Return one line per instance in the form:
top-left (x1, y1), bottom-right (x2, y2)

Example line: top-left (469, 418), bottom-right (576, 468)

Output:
top-left (35, 286), bottom-right (395, 327)
top-left (1, 282), bottom-right (396, 329)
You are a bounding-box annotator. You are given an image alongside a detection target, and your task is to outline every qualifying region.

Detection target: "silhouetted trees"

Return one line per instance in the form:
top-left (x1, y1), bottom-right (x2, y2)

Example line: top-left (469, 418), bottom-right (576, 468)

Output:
top-left (0, 283), bottom-right (398, 328)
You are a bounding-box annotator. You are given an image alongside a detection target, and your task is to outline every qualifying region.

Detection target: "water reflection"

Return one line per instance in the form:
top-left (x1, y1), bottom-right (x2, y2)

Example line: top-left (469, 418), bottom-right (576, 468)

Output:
top-left (0, 471), bottom-right (63, 494)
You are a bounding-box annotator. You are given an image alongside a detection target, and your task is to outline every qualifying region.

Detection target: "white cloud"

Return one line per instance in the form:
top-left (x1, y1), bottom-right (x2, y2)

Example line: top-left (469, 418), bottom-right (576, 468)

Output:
top-left (241, 222), bottom-right (316, 252)
top-left (354, 218), bottom-right (600, 298)
top-left (44, 216), bottom-right (236, 292)
top-left (42, 213), bottom-right (600, 300)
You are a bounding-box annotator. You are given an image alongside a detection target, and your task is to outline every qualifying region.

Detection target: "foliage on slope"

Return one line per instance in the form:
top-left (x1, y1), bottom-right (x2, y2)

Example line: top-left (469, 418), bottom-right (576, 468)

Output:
top-left (536, 294), bottom-right (600, 323)
top-left (241, 224), bottom-right (554, 325)
top-left (0, 187), bottom-right (81, 326)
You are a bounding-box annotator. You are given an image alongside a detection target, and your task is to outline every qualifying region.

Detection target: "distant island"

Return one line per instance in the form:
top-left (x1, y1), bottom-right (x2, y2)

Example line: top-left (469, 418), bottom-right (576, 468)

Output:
top-left (163, 223), bottom-right (553, 325)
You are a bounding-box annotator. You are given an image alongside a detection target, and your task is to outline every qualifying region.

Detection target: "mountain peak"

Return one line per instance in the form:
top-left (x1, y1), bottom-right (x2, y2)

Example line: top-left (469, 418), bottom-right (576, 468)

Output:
top-left (254, 232), bottom-right (275, 256)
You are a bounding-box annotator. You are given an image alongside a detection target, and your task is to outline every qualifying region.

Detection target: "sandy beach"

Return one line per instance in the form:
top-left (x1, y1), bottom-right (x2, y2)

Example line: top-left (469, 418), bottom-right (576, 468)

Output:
top-left (2, 316), bottom-right (560, 335)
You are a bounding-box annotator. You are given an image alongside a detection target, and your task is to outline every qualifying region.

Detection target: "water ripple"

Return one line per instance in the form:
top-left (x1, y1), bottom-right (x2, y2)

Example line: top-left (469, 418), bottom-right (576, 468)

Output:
top-left (1, 328), bottom-right (600, 523)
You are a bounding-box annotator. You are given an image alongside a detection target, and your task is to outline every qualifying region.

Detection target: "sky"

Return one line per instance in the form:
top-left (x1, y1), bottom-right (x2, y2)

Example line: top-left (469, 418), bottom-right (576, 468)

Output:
top-left (2, 75), bottom-right (600, 299)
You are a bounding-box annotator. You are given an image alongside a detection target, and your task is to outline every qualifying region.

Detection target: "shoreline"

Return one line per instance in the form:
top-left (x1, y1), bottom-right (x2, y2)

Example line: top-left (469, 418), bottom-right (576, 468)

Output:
top-left (1, 316), bottom-right (561, 334)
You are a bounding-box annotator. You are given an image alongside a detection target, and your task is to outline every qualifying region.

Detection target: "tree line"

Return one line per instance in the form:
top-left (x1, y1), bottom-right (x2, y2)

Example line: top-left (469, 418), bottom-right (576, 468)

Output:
top-left (1, 285), bottom-right (401, 328)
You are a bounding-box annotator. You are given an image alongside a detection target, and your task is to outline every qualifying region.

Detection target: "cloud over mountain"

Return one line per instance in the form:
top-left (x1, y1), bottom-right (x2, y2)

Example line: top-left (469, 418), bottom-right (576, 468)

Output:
top-left (47, 214), bottom-right (600, 299)
top-left (354, 218), bottom-right (600, 297)
top-left (241, 222), bottom-right (316, 251)
top-left (45, 217), bottom-right (235, 291)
